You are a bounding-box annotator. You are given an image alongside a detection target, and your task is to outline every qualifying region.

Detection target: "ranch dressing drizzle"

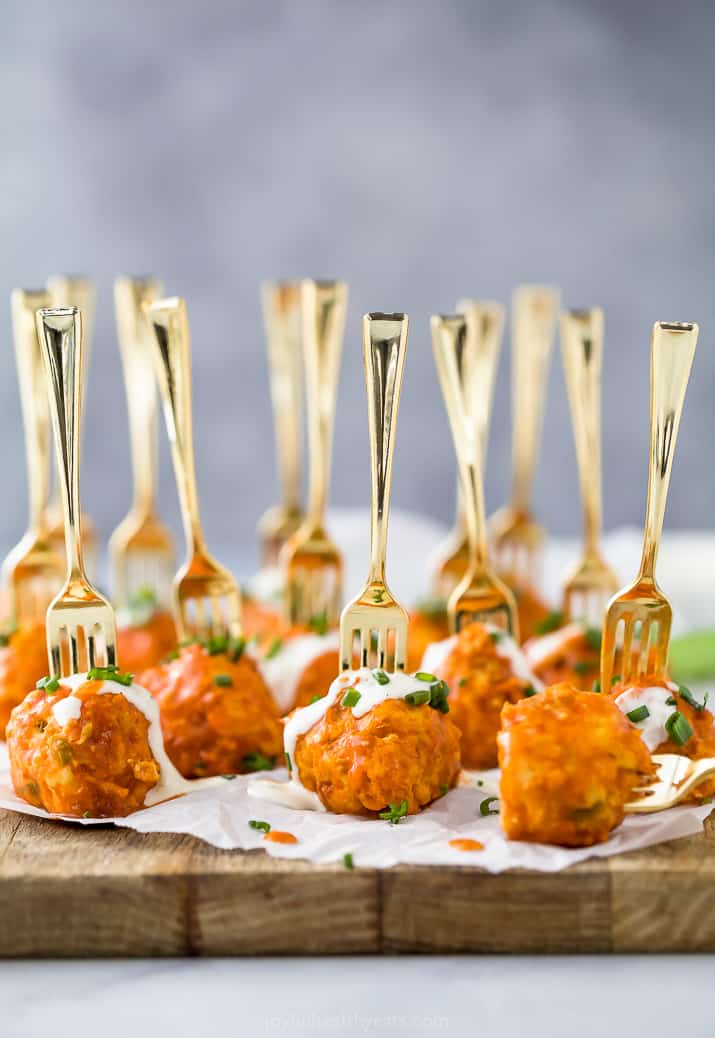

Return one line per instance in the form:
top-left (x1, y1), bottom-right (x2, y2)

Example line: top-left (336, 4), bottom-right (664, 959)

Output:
top-left (614, 681), bottom-right (709, 752)
top-left (421, 625), bottom-right (543, 691)
top-left (50, 674), bottom-right (215, 807)
top-left (250, 667), bottom-right (438, 812)
top-left (253, 632), bottom-right (340, 714)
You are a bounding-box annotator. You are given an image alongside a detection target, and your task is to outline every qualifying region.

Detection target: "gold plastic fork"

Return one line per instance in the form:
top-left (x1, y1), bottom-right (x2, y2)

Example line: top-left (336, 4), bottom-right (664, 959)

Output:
top-left (560, 307), bottom-right (618, 625)
top-left (146, 297), bottom-right (242, 643)
top-left (45, 275), bottom-right (98, 574)
top-left (601, 322), bottom-right (699, 692)
top-left (432, 300), bottom-right (505, 600)
top-left (339, 314), bottom-right (409, 672)
top-left (36, 307), bottom-right (116, 676)
top-left (1, 290), bottom-right (64, 626)
top-left (282, 279), bottom-right (347, 627)
top-left (432, 315), bottom-right (517, 637)
top-left (109, 276), bottom-right (175, 607)
top-left (490, 285), bottom-right (559, 589)
top-left (258, 281), bottom-right (305, 567)
top-left (625, 753), bottom-right (715, 814)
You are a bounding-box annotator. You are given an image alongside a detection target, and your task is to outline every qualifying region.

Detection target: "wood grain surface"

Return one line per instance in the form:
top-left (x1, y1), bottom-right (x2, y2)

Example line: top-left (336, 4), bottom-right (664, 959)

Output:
top-left (1, 808), bottom-right (714, 957)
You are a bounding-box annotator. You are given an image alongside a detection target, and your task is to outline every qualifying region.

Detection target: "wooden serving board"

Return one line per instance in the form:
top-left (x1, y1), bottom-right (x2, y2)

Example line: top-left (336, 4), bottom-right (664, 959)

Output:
top-left (2, 808), bottom-right (715, 956)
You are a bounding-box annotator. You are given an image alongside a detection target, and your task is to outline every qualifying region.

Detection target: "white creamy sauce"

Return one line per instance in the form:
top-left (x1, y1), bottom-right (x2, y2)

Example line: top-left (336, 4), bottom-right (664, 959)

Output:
top-left (253, 632), bottom-right (340, 714)
top-left (51, 674), bottom-right (197, 807)
top-left (249, 667), bottom-right (439, 812)
top-left (614, 681), bottom-right (706, 752)
top-left (421, 625), bottom-right (543, 691)
top-left (523, 623), bottom-right (585, 670)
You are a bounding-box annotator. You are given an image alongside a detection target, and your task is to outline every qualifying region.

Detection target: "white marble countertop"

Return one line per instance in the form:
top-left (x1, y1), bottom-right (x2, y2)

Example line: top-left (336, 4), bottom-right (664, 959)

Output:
top-left (2, 956), bottom-right (713, 1038)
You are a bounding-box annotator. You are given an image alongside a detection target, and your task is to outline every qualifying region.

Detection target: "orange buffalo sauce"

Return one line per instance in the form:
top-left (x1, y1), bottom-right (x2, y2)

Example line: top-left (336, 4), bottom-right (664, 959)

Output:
top-left (264, 830), bottom-right (298, 845)
top-left (448, 838), bottom-right (484, 852)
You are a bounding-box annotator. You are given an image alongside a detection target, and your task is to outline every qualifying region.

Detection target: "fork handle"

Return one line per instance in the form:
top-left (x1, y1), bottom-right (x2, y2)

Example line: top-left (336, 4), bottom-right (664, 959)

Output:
top-left (560, 308), bottom-right (605, 558)
top-left (510, 285), bottom-right (559, 512)
top-left (364, 313), bottom-right (409, 584)
top-left (11, 289), bottom-right (53, 533)
top-left (261, 282), bottom-right (303, 513)
top-left (639, 322), bottom-right (698, 581)
top-left (146, 297), bottom-right (206, 556)
top-left (35, 307), bottom-right (88, 581)
top-left (115, 277), bottom-right (163, 517)
top-left (431, 315), bottom-right (488, 573)
top-left (301, 280), bottom-right (348, 526)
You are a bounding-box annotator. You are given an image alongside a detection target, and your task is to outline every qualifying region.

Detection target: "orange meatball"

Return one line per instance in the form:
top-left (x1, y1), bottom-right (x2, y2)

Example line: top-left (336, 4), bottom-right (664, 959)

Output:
top-left (241, 595), bottom-right (283, 645)
top-left (140, 641), bottom-right (282, 778)
top-left (511, 584), bottom-right (553, 643)
top-left (0, 621), bottom-right (49, 735)
top-left (407, 601), bottom-right (450, 672)
top-left (117, 609), bottom-right (177, 674)
top-left (292, 648), bottom-right (341, 708)
top-left (294, 678), bottom-right (461, 816)
top-left (433, 623), bottom-right (538, 769)
top-left (7, 677), bottom-right (161, 817)
top-left (498, 682), bottom-right (654, 846)
top-left (524, 623), bottom-right (600, 690)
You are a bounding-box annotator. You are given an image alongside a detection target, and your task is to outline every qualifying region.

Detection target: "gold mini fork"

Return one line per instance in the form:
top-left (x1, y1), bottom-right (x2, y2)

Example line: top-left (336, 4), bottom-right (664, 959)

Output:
top-left (1, 290), bottom-right (64, 625)
top-left (432, 300), bottom-right (505, 600)
top-left (282, 279), bottom-right (347, 627)
top-left (146, 297), bottom-right (242, 643)
top-left (109, 276), bottom-right (175, 607)
top-left (432, 314), bottom-right (518, 637)
top-left (560, 307), bottom-right (618, 625)
top-left (601, 322), bottom-right (699, 692)
top-left (45, 275), bottom-right (98, 574)
top-left (339, 314), bottom-right (409, 671)
top-left (625, 753), bottom-right (715, 813)
top-left (490, 285), bottom-right (559, 588)
top-left (258, 281), bottom-right (305, 566)
top-left (36, 307), bottom-right (116, 676)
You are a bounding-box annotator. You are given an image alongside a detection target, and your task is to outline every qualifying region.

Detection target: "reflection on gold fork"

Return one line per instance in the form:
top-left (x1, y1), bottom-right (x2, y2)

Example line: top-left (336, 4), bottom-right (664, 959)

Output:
top-left (432, 314), bottom-right (517, 637)
top-left (146, 297), bottom-right (242, 643)
top-left (282, 280), bottom-right (347, 627)
top-left (1, 290), bottom-right (65, 626)
top-left (340, 314), bottom-right (409, 671)
top-left (626, 753), bottom-right (715, 813)
top-left (601, 322), bottom-right (698, 692)
top-left (36, 307), bottom-right (116, 676)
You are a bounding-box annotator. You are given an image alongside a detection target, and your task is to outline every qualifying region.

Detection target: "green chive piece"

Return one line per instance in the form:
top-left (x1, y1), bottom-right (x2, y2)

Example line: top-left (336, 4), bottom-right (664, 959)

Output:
top-left (194, 761), bottom-right (207, 771)
top-left (415, 671), bottom-right (437, 683)
top-left (665, 695), bottom-right (676, 706)
top-left (489, 630), bottom-right (502, 643)
top-left (584, 627), bottom-right (602, 652)
top-left (677, 684), bottom-right (706, 712)
top-left (310, 694), bottom-right (322, 704)
top-left (222, 774), bottom-right (238, 780)
top-left (611, 675), bottom-right (621, 686)
top-left (440, 783), bottom-right (450, 796)
top-left (476, 780), bottom-right (484, 787)
top-left (592, 679), bottom-right (602, 693)
top-left (227, 637), bottom-right (246, 662)
top-left (308, 612), bottom-right (329, 636)
top-left (87, 666), bottom-right (133, 686)
top-left (36, 676), bottom-right (60, 694)
top-left (404, 689), bottom-right (430, 707)
top-left (480, 796), bottom-right (499, 816)
top-left (626, 705), bottom-right (650, 724)
top-left (373, 670), bottom-right (390, 685)
top-left (524, 684), bottom-right (537, 698)
top-left (214, 674), bottom-right (233, 687)
top-left (206, 635), bottom-right (228, 656)
top-left (265, 638), bottom-right (283, 660)
top-left (54, 739), bottom-right (72, 766)
top-left (343, 853), bottom-right (354, 870)
top-left (341, 687), bottom-right (361, 708)
top-left (242, 751), bottom-right (275, 773)
top-left (249, 819), bottom-right (271, 833)
top-left (379, 799), bottom-right (409, 824)
top-left (665, 710), bottom-right (693, 746)
top-left (82, 810), bottom-right (93, 819)
top-left (413, 597), bottom-right (447, 622)
top-left (285, 751), bottom-right (292, 772)
top-left (573, 660), bottom-right (591, 676)
top-left (534, 611), bottom-right (564, 635)
top-left (163, 649), bottom-right (180, 662)
top-left (428, 680), bottom-right (450, 713)
top-left (458, 677), bottom-right (468, 688)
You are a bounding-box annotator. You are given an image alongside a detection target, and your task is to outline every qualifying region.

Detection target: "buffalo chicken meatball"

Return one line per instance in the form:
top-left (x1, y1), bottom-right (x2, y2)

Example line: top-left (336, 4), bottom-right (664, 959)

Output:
top-left (524, 622), bottom-right (601, 691)
top-left (0, 621), bottom-right (50, 734)
top-left (116, 593), bottom-right (177, 674)
top-left (288, 668), bottom-right (461, 816)
top-left (7, 670), bottom-right (165, 817)
top-left (140, 638), bottom-right (282, 778)
top-left (498, 682), bottom-right (654, 846)
top-left (422, 622), bottom-right (540, 769)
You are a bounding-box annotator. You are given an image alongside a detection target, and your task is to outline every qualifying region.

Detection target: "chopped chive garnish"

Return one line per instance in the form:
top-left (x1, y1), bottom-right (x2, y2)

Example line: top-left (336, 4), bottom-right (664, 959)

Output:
top-left (476, 780), bottom-right (484, 787)
top-left (489, 631), bottom-right (502, 643)
top-left (54, 739), bottom-right (72, 766)
top-left (592, 679), bottom-right (601, 693)
top-left (242, 751), bottom-right (275, 772)
top-left (626, 705), bottom-right (650, 723)
top-left (379, 799), bottom-right (408, 824)
top-left (665, 695), bottom-right (676, 706)
top-left (265, 638), bottom-right (283, 660)
top-left (480, 796), bottom-right (499, 816)
top-left (214, 674), bottom-right (233, 687)
top-left (87, 666), bottom-right (133, 686)
top-left (573, 661), bottom-right (591, 676)
top-left (373, 670), bottom-right (390, 685)
top-left (677, 684), bottom-right (706, 711)
top-left (415, 671), bottom-right (437, 683)
top-left (249, 819), bottom-right (271, 833)
top-left (458, 677), bottom-right (468, 687)
top-left (524, 684), bottom-right (537, 698)
top-left (428, 680), bottom-right (450, 713)
top-left (310, 694), bottom-right (322, 704)
top-left (284, 751), bottom-right (292, 772)
top-left (341, 687), bottom-right (361, 708)
top-left (404, 689), bottom-right (430, 707)
top-left (534, 611), bottom-right (564, 635)
top-left (308, 612), bottom-right (329, 636)
top-left (36, 676), bottom-right (60, 694)
top-left (584, 627), bottom-right (602, 652)
top-left (343, 853), bottom-right (354, 870)
top-left (194, 761), bottom-right (207, 771)
top-left (82, 810), bottom-right (93, 819)
top-left (611, 675), bottom-right (621, 686)
top-left (0, 633), bottom-right (9, 648)
top-left (665, 710), bottom-right (693, 746)
top-left (222, 773), bottom-right (238, 780)
top-left (163, 649), bottom-right (180, 662)
top-left (440, 783), bottom-right (450, 796)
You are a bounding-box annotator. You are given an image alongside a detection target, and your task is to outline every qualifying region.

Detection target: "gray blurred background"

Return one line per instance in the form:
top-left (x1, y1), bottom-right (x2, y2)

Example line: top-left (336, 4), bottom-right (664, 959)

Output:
top-left (1, 0), bottom-right (713, 575)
